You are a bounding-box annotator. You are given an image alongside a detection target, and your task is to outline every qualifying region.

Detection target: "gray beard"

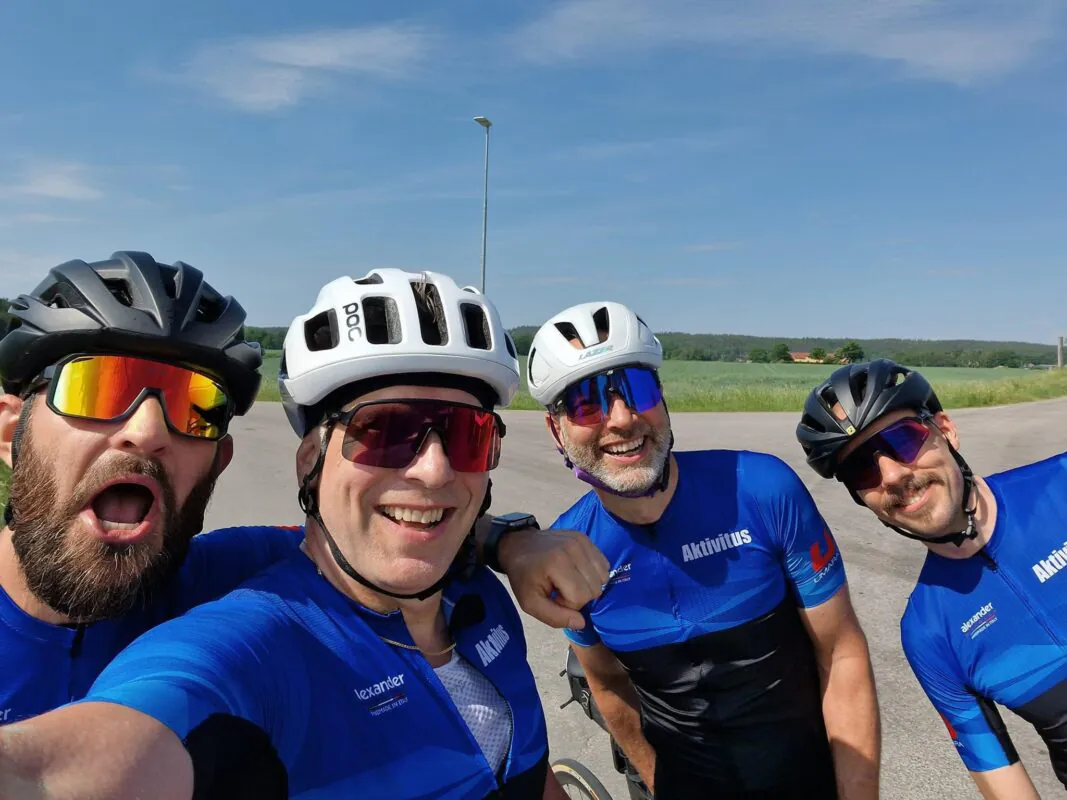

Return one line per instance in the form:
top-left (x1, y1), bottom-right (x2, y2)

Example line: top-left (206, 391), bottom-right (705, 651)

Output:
top-left (560, 421), bottom-right (672, 495)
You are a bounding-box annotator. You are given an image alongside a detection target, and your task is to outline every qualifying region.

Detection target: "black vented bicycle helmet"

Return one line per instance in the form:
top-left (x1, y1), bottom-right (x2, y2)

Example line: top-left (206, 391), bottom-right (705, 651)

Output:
top-left (797, 359), bottom-right (942, 479)
top-left (0, 251), bottom-right (262, 414)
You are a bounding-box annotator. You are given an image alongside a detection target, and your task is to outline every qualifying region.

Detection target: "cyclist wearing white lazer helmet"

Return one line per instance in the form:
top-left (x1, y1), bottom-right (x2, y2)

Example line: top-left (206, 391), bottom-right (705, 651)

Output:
top-left (516, 300), bottom-right (879, 799)
top-left (528, 301), bottom-right (672, 497)
top-left (7, 268), bottom-right (569, 799)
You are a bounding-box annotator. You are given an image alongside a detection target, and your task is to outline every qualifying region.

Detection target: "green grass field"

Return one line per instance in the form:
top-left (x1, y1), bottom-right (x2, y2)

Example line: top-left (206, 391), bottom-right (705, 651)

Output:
top-left (258, 352), bottom-right (1067, 412)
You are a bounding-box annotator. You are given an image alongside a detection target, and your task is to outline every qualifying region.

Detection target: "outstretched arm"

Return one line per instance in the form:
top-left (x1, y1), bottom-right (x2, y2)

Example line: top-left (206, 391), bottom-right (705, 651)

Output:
top-left (0, 701), bottom-right (193, 800)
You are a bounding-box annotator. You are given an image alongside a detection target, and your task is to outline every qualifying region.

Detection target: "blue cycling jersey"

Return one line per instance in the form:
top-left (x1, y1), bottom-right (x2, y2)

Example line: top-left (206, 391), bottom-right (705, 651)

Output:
top-left (84, 545), bottom-right (550, 800)
top-left (557, 450), bottom-right (847, 798)
top-left (0, 525), bottom-right (300, 725)
top-left (901, 452), bottom-right (1067, 787)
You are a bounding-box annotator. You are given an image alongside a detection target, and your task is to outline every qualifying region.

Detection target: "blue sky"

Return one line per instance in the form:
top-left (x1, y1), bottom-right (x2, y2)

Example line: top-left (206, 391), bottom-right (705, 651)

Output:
top-left (0, 1), bottom-right (1065, 343)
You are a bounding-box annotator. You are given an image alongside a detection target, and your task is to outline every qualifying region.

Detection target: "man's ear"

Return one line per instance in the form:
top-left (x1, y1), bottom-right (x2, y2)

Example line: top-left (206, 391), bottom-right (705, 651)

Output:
top-left (296, 430), bottom-right (322, 484)
top-left (0, 394), bottom-right (25, 469)
top-left (545, 413), bottom-right (565, 452)
top-left (931, 411), bottom-right (961, 451)
top-left (214, 434), bottom-right (235, 476)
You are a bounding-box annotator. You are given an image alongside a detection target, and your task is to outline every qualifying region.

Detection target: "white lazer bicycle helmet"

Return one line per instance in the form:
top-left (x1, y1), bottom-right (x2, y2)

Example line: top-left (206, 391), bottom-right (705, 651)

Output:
top-left (280, 268), bottom-right (520, 437)
top-left (526, 301), bottom-right (662, 407)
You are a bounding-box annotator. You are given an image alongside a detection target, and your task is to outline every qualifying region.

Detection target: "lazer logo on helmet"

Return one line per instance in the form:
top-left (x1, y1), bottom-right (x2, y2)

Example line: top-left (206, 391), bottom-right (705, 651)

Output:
top-left (578, 344), bottom-right (614, 361)
top-left (343, 302), bottom-right (363, 341)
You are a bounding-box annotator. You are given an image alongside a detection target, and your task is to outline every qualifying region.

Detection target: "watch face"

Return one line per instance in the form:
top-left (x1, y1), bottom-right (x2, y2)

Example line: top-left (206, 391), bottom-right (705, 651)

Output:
top-left (497, 512), bottom-right (536, 527)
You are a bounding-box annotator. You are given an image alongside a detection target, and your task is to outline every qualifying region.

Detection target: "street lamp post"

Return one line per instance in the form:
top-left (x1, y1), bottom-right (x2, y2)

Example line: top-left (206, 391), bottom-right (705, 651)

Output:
top-left (474, 116), bottom-right (492, 293)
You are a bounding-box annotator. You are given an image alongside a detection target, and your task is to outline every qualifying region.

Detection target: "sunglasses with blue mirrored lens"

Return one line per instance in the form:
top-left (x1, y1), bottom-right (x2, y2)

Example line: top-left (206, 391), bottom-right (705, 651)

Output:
top-left (557, 366), bottom-right (663, 427)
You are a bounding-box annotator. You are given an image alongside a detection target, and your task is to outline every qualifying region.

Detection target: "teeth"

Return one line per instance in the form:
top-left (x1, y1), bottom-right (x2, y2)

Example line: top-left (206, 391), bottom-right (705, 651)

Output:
top-left (603, 438), bottom-right (644, 455)
top-left (100, 521), bottom-right (140, 530)
top-left (380, 506), bottom-right (445, 525)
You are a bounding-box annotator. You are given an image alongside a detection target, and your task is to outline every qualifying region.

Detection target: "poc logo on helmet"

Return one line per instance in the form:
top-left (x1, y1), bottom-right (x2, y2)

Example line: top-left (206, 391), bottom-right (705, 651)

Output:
top-left (578, 344), bottom-right (614, 361)
top-left (343, 302), bottom-right (363, 341)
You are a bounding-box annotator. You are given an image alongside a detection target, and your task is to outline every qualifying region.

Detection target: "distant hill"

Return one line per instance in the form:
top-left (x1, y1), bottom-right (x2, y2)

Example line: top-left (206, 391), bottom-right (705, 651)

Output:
top-left (506, 326), bottom-right (1059, 368)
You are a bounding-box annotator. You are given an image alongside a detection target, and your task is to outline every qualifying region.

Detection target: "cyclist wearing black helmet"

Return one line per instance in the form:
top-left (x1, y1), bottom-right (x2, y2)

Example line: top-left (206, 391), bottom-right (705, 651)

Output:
top-left (0, 251), bottom-right (302, 724)
top-left (798, 358), bottom-right (1067, 799)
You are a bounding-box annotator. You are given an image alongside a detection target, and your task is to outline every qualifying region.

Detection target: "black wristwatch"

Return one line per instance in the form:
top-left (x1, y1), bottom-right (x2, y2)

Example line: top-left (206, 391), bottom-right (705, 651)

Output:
top-left (483, 512), bottom-right (540, 574)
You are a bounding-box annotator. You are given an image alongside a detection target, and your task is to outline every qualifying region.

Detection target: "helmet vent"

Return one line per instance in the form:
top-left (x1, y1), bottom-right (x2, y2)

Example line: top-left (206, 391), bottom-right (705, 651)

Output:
top-left (102, 279), bottom-right (134, 308)
top-left (592, 307), bottom-right (610, 341)
top-left (411, 281), bottom-right (447, 346)
top-left (363, 297), bottom-right (400, 345)
top-left (554, 321), bottom-right (580, 343)
top-left (195, 295), bottom-right (224, 324)
top-left (504, 333), bottom-right (516, 359)
top-left (851, 373), bottom-right (868, 406)
top-left (354, 274), bottom-right (384, 286)
top-left (460, 303), bottom-right (491, 351)
top-left (304, 310), bottom-right (339, 351)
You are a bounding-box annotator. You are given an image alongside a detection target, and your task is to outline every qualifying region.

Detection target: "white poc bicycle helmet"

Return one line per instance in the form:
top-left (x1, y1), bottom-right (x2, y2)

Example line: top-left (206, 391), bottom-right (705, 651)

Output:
top-left (280, 268), bottom-right (520, 436)
top-left (527, 301), bottom-right (662, 407)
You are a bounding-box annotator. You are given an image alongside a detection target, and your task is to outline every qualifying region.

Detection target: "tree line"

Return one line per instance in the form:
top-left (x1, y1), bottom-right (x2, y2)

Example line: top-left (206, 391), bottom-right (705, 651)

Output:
top-left (0, 307), bottom-right (1052, 369)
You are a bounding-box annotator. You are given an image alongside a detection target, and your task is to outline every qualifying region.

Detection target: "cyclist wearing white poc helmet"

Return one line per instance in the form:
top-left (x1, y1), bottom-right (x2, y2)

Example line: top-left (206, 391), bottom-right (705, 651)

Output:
top-left (0, 269), bottom-right (568, 800)
top-left (506, 301), bottom-right (881, 799)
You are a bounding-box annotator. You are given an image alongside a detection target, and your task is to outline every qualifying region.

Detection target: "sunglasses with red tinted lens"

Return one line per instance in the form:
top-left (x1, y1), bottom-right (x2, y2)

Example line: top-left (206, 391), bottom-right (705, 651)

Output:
top-left (835, 416), bottom-right (933, 491)
top-left (327, 399), bottom-right (504, 473)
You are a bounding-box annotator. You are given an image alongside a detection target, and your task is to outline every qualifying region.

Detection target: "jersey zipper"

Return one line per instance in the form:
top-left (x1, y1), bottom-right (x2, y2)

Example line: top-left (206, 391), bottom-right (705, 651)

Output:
top-left (67, 625), bottom-right (86, 702)
top-left (979, 550), bottom-right (1063, 646)
top-left (647, 523), bottom-right (681, 621)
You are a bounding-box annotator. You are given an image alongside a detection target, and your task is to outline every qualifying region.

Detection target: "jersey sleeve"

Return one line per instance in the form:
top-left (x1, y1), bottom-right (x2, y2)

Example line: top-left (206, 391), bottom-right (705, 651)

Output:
top-left (746, 453), bottom-right (845, 608)
top-left (171, 526), bottom-right (303, 612)
top-left (901, 609), bottom-right (1019, 773)
top-left (564, 606), bottom-right (601, 648)
top-left (80, 603), bottom-right (278, 742)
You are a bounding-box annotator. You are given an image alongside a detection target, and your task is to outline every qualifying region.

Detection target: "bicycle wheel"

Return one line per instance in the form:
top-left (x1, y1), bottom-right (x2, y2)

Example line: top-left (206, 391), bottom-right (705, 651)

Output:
top-left (552, 758), bottom-right (615, 800)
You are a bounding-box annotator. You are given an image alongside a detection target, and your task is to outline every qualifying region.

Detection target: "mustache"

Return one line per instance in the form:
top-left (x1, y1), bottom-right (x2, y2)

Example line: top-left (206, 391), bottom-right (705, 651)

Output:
top-left (881, 474), bottom-right (939, 513)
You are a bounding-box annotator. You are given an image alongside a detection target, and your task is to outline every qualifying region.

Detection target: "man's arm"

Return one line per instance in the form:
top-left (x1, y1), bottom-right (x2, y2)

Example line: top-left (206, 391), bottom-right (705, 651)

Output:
top-left (798, 587), bottom-right (880, 800)
top-left (569, 643), bottom-right (656, 794)
top-left (474, 516), bottom-right (609, 629)
top-left (972, 763), bottom-right (1040, 800)
top-left (0, 702), bottom-right (192, 800)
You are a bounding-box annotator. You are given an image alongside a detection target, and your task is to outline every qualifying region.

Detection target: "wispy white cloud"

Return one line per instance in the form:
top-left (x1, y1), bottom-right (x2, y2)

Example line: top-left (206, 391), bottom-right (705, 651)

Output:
top-left (0, 212), bottom-right (80, 228)
top-left (923, 267), bottom-right (976, 277)
top-left (683, 241), bottom-right (743, 253)
top-left (651, 277), bottom-right (730, 288)
top-left (0, 162), bottom-right (103, 201)
top-left (521, 275), bottom-right (582, 286)
top-left (563, 134), bottom-right (726, 160)
top-left (0, 250), bottom-right (70, 283)
top-left (180, 25), bottom-right (434, 112)
top-left (511, 0), bottom-right (1062, 85)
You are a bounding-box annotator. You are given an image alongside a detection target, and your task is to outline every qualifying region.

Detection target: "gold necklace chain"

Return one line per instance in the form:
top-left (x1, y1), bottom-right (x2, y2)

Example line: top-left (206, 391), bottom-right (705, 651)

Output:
top-left (308, 547), bottom-right (456, 658)
top-left (378, 637), bottom-right (457, 657)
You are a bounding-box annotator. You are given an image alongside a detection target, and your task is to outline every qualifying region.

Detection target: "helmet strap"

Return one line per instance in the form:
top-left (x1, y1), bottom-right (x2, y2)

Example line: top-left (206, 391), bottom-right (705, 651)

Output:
top-left (297, 421), bottom-right (484, 602)
top-left (3, 394), bottom-right (37, 528)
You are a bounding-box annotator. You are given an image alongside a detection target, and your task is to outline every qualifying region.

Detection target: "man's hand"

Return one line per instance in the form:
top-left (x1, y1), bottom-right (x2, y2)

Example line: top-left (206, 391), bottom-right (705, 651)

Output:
top-left (497, 527), bottom-right (609, 629)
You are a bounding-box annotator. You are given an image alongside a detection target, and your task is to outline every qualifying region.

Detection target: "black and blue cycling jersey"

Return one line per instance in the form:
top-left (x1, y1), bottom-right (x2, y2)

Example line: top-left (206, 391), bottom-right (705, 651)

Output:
top-left (83, 543), bottom-right (550, 799)
top-left (558, 450), bottom-right (847, 798)
top-left (0, 525), bottom-right (300, 725)
top-left (901, 452), bottom-right (1067, 787)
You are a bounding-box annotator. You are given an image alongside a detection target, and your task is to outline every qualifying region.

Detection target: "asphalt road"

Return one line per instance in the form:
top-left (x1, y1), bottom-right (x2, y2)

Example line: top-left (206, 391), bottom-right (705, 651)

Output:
top-left (206, 398), bottom-right (1067, 799)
